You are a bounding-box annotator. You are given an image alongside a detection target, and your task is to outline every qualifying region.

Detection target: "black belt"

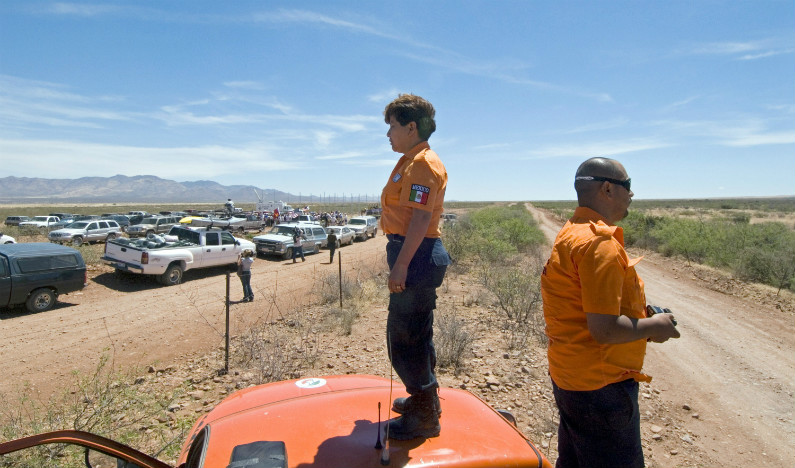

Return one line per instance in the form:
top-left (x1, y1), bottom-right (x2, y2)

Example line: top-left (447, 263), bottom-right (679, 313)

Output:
top-left (387, 234), bottom-right (405, 241)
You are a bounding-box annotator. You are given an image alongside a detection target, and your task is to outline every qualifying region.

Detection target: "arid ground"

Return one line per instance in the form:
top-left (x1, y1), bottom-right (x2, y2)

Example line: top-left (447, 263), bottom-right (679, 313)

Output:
top-left (1, 205), bottom-right (793, 467)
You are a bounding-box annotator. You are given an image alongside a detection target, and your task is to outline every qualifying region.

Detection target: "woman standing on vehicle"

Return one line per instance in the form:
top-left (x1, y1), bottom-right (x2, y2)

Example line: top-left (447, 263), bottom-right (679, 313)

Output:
top-left (380, 94), bottom-right (451, 440)
top-left (238, 249), bottom-right (255, 301)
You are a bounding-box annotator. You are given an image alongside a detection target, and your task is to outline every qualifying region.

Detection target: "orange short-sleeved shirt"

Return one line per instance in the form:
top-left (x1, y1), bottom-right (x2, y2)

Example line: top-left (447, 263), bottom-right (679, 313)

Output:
top-left (380, 142), bottom-right (447, 238)
top-left (541, 207), bottom-right (650, 391)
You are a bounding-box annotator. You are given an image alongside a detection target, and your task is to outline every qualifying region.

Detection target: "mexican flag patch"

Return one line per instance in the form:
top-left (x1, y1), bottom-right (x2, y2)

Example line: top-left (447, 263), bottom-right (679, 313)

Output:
top-left (409, 184), bottom-right (430, 205)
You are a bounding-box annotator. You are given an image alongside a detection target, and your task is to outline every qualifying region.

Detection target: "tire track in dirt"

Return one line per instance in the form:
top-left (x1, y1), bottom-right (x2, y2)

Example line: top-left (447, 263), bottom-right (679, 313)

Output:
top-left (0, 235), bottom-right (389, 398)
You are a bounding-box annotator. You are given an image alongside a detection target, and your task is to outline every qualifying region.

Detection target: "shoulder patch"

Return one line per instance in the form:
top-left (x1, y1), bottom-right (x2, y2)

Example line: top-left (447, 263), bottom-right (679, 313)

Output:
top-left (392, 173), bottom-right (402, 183)
top-left (409, 184), bottom-right (430, 205)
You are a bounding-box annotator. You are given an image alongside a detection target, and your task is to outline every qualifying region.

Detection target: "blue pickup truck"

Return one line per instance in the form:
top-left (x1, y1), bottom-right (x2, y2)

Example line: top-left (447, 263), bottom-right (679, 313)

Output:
top-left (0, 243), bottom-right (87, 313)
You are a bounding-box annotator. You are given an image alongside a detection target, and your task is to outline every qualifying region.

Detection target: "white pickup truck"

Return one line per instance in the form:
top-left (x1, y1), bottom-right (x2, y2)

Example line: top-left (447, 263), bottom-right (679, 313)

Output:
top-left (101, 226), bottom-right (255, 285)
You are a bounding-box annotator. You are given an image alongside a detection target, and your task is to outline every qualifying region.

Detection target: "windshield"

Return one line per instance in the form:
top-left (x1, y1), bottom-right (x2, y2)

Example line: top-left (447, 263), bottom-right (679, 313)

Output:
top-left (349, 219), bottom-right (365, 225)
top-left (32, 216), bottom-right (51, 222)
top-left (171, 228), bottom-right (200, 244)
top-left (139, 218), bottom-right (159, 225)
top-left (269, 226), bottom-right (299, 235)
top-left (67, 222), bottom-right (90, 229)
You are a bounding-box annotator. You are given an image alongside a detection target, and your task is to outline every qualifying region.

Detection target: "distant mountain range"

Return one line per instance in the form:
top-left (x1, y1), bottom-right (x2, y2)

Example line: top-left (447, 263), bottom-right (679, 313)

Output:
top-left (0, 175), bottom-right (306, 204)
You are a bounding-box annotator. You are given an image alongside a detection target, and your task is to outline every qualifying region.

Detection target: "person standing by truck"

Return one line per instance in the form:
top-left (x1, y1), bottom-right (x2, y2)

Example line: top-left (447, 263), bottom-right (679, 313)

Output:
top-left (326, 229), bottom-right (338, 263)
top-left (380, 94), bottom-right (451, 440)
top-left (292, 227), bottom-right (306, 263)
top-left (237, 249), bottom-right (255, 302)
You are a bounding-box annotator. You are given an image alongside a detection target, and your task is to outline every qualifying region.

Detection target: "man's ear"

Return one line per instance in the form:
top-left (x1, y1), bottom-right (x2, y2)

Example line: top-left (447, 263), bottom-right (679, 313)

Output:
top-left (600, 181), bottom-right (613, 198)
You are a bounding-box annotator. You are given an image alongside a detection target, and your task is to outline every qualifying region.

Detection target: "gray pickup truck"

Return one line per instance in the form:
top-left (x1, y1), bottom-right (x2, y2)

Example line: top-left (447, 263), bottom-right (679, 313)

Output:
top-left (0, 243), bottom-right (87, 312)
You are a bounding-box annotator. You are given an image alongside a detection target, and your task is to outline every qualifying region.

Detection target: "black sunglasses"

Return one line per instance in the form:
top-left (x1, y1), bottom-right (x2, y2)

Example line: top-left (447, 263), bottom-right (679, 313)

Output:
top-left (575, 175), bottom-right (631, 191)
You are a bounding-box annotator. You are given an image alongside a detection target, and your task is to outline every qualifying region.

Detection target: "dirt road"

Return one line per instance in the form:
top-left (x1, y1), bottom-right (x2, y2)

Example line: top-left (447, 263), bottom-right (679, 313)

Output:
top-left (526, 204), bottom-right (795, 467)
top-left (3, 209), bottom-right (794, 467)
top-left (0, 235), bottom-right (389, 398)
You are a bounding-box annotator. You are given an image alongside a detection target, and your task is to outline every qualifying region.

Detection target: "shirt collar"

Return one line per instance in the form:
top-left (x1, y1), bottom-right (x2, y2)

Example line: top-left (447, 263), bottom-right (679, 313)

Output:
top-left (572, 206), bottom-right (624, 244)
top-left (403, 141), bottom-right (430, 158)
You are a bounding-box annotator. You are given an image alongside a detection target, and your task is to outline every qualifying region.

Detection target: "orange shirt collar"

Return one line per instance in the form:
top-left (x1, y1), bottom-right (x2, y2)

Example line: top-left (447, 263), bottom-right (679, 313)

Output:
top-left (572, 206), bottom-right (624, 246)
top-left (403, 141), bottom-right (430, 159)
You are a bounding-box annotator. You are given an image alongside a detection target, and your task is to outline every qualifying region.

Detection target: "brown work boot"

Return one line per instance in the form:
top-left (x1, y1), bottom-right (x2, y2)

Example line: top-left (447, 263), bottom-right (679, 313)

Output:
top-left (392, 391), bottom-right (442, 417)
top-left (386, 391), bottom-right (440, 440)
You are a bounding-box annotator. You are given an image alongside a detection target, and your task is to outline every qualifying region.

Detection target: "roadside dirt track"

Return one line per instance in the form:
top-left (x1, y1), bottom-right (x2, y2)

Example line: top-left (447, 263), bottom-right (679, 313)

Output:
top-left (0, 235), bottom-right (388, 398)
top-left (2, 209), bottom-right (794, 467)
top-left (527, 204), bottom-right (795, 467)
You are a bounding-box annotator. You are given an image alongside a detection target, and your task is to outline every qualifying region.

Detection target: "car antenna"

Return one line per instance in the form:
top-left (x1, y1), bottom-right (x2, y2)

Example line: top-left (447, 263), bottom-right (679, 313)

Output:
top-left (374, 402), bottom-right (383, 449)
top-left (381, 332), bottom-right (393, 465)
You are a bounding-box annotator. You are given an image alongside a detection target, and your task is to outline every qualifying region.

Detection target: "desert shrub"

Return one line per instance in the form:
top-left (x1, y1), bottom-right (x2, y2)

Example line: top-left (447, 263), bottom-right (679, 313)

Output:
top-left (480, 257), bottom-right (546, 349)
top-left (314, 272), bottom-right (360, 305)
top-left (0, 354), bottom-right (186, 468)
top-left (621, 213), bottom-right (795, 292)
top-left (324, 306), bottom-right (360, 335)
top-left (434, 308), bottom-right (476, 375)
top-left (619, 211), bottom-right (662, 250)
top-left (235, 324), bottom-right (320, 383)
top-left (443, 205), bottom-right (546, 267)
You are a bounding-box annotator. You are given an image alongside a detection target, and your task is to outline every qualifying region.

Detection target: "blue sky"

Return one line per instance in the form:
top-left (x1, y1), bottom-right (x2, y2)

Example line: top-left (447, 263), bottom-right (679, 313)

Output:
top-left (1, 1), bottom-right (793, 201)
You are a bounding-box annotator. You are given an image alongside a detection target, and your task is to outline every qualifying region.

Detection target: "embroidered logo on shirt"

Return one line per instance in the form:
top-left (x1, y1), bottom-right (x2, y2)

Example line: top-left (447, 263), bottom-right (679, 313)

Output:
top-left (392, 174), bottom-right (402, 183)
top-left (409, 184), bottom-right (430, 205)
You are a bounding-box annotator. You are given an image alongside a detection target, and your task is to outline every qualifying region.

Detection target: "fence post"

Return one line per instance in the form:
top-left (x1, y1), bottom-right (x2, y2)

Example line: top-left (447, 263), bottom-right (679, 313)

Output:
top-left (224, 272), bottom-right (230, 374)
top-left (338, 251), bottom-right (343, 308)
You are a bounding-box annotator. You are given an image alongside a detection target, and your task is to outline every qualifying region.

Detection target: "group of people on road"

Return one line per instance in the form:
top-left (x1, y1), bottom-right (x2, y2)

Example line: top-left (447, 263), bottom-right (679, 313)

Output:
top-left (230, 93), bottom-right (681, 467)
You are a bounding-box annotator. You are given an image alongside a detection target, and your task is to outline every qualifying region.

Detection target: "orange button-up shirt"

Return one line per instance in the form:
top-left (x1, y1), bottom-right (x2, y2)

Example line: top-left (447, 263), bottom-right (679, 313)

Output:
top-left (541, 207), bottom-right (650, 391)
top-left (380, 142), bottom-right (447, 238)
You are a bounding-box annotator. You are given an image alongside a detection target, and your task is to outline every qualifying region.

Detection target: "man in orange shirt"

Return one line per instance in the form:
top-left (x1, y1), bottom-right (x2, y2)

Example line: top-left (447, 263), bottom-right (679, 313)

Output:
top-left (541, 157), bottom-right (680, 468)
top-left (380, 94), bottom-right (450, 440)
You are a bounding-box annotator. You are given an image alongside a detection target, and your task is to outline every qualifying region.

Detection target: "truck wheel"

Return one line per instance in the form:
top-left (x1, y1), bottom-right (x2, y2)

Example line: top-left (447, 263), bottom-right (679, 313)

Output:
top-left (282, 248), bottom-right (293, 260)
top-left (146, 230), bottom-right (155, 237)
top-left (106, 233), bottom-right (117, 241)
top-left (72, 236), bottom-right (84, 246)
top-left (26, 288), bottom-right (56, 313)
top-left (158, 264), bottom-right (183, 286)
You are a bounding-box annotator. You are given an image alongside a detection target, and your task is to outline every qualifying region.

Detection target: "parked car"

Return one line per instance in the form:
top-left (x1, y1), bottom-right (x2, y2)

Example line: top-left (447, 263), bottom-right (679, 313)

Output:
top-left (325, 226), bottom-right (355, 248)
top-left (4, 216), bottom-right (30, 226)
top-left (48, 214), bottom-right (98, 231)
top-left (103, 214), bottom-right (131, 231)
top-left (253, 223), bottom-right (327, 259)
top-left (0, 243), bottom-right (87, 312)
top-left (0, 233), bottom-right (16, 244)
top-left (126, 216), bottom-right (181, 238)
top-left (347, 215), bottom-right (378, 240)
top-left (441, 212), bottom-right (459, 224)
top-left (48, 220), bottom-right (122, 246)
top-left (103, 226), bottom-right (255, 286)
top-left (18, 216), bottom-right (61, 231)
top-left (0, 374), bottom-right (552, 468)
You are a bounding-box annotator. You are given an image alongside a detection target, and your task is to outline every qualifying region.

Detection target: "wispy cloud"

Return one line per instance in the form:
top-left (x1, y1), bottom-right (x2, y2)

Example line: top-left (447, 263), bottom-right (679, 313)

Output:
top-left (687, 38), bottom-right (794, 61)
top-left (315, 151), bottom-right (370, 161)
top-left (0, 75), bottom-right (133, 130)
top-left (525, 138), bottom-right (672, 159)
top-left (0, 138), bottom-right (301, 180)
top-left (653, 118), bottom-right (795, 147)
top-left (368, 88), bottom-right (402, 104)
top-left (661, 96), bottom-right (700, 113)
top-left (44, 2), bottom-right (126, 17)
top-left (30, 4), bottom-right (611, 102)
top-left (223, 81), bottom-right (266, 91)
top-left (563, 118), bottom-right (630, 134)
